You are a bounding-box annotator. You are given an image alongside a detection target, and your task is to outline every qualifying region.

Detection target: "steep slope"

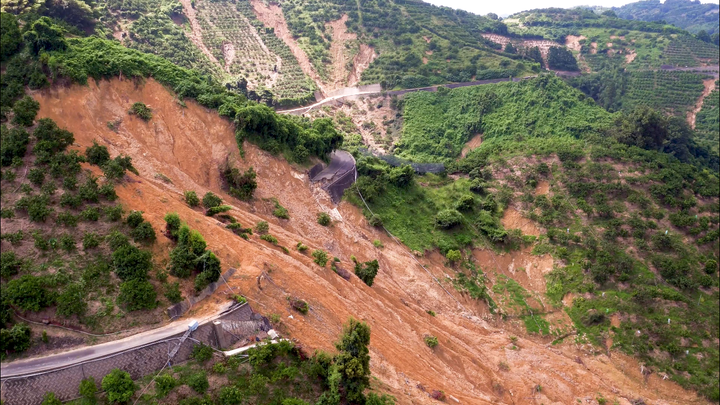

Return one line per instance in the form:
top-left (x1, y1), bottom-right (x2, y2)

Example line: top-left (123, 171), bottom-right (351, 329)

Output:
top-left (28, 77), bottom-right (711, 404)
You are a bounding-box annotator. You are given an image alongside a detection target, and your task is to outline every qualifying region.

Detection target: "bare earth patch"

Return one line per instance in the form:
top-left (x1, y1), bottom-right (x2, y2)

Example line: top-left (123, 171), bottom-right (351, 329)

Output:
top-left (26, 78), bottom-right (709, 405)
top-left (178, 0), bottom-right (220, 65)
top-left (687, 78), bottom-right (717, 128)
top-left (564, 35), bottom-right (586, 52)
top-left (460, 134), bottom-right (482, 158)
top-left (348, 44), bottom-right (376, 87)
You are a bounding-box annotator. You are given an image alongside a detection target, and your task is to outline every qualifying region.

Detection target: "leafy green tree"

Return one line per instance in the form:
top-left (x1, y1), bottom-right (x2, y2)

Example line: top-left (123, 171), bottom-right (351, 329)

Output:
top-left (220, 162), bottom-right (257, 200)
top-left (33, 119), bottom-right (74, 161)
top-left (5, 275), bottom-right (53, 311)
top-left (56, 282), bottom-right (87, 317)
top-left (1, 125), bottom-right (29, 166)
top-left (169, 225), bottom-right (207, 278)
top-left (79, 376), bottom-right (97, 404)
top-left (128, 102), bottom-right (152, 121)
top-left (547, 46), bottom-right (578, 71)
top-left (41, 392), bottom-right (62, 405)
top-left (130, 221), bottom-right (156, 243)
top-left (112, 244), bottom-right (152, 281)
top-left (313, 250), bottom-right (329, 267)
top-left (0, 323), bottom-right (32, 356)
top-left (435, 209), bottom-right (464, 229)
top-left (85, 141), bottom-right (110, 166)
top-left (317, 212), bottom-right (332, 226)
top-left (118, 279), bottom-right (157, 311)
top-left (184, 190), bottom-right (200, 207)
top-left (1, 251), bottom-right (23, 279)
top-left (202, 192), bottom-right (223, 209)
top-left (154, 374), bottom-right (177, 398)
top-left (101, 369), bottom-right (136, 404)
top-left (354, 259), bottom-right (379, 287)
top-left (12, 96), bottom-right (40, 127)
top-left (126, 210), bottom-right (145, 228)
top-left (164, 212), bottom-right (182, 240)
top-left (0, 12), bottom-right (22, 61)
top-left (335, 318), bottom-right (372, 403)
top-left (504, 43), bottom-right (517, 54)
top-left (23, 17), bottom-right (67, 55)
top-left (388, 165), bottom-right (414, 187)
top-left (446, 250), bottom-right (461, 263)
top-left (611, 106), bottom-right (669, 150)
top-left (164, 282), bottom-right (183, 303)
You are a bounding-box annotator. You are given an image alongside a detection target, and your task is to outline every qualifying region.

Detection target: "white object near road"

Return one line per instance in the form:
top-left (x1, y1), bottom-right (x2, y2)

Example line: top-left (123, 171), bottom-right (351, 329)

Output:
top-left (188, 320), bottom-right (199, 331)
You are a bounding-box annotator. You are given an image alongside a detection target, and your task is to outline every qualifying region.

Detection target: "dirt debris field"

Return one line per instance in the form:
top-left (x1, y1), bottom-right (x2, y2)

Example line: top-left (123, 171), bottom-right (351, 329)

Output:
top-left (28, 78), bottom-right (711, 405)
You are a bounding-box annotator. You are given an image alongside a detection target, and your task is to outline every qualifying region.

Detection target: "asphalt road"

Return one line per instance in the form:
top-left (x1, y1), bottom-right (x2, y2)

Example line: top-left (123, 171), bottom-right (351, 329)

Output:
top-left (310, 150), bottom-right (355, 182)
top-left (0, 302), bottom-right (235, 378)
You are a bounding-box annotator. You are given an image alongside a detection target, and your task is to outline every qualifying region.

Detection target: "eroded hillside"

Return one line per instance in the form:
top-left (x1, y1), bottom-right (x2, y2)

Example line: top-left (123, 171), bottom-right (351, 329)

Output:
top-left (27, 78), bottom-right (712, 404)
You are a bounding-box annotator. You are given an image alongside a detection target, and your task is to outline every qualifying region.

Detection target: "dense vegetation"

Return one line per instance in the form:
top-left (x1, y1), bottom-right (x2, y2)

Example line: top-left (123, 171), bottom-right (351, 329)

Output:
top-left (694, 80), bottom-right (719, 155)
top-left (614, 0), bottom-right (720, 36)
top-left (346, 74), bottom-right (719, 400)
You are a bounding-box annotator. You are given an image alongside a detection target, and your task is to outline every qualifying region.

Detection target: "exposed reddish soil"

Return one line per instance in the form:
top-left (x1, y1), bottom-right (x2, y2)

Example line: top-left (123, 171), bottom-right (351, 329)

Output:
top-left (625, 50), bottom-right (637, 64)
top-left (326, 15), bottom-right (355, 91)
top-left (348, 44), bottom-right (376, 87)
top-left (249, 0), bottom-right (326, 95)
top-left (564, 35), bottom-right (586, 52)
top-left (30, 78), bottom-right (710, 405)
top-left (534, 180), bottom-right (550, 196)
top-left (178, 0), bottom-right (221, 66)
top-left (687, 78), bottom-right (717, 128)
top-left (460, 134), bottom-right (482, 158)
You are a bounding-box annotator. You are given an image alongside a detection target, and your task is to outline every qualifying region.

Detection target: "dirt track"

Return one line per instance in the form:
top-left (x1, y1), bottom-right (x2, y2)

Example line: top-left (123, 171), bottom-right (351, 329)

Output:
top-left (27, 78), bottom-right (710, 405)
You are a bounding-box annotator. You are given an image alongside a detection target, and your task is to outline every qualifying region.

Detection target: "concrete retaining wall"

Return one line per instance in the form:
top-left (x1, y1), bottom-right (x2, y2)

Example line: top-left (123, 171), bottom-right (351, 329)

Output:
top-left (1, 303), bottom-right (266, 405)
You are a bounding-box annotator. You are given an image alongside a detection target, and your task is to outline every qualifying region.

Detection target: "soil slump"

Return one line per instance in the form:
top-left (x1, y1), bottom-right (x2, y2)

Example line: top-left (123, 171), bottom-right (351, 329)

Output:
top-left (30, 79), bottom-right (709, 404)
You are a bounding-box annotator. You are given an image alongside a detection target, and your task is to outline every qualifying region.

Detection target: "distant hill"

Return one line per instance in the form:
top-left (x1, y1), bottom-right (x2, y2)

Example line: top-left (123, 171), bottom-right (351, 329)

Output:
top-left (614, 0), bottom-right (719, 35)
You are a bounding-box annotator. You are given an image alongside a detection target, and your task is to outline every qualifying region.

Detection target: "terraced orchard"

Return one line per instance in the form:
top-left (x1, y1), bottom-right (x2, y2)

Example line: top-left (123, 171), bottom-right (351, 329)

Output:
top-left (194, 0), bottom-right (315, 105)
top-left (623, 71), bottom-right (707, 114)
top-left (664, 35), bottom-right (720, 67)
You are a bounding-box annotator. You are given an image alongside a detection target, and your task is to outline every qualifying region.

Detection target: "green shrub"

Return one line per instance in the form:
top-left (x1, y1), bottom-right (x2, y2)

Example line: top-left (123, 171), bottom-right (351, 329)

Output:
top-left (446, 249), bottom-right (462, 263)
top-left (60, 193), bottom-right (82, 209)
top-left (184, 190), bottom-right (200, 207)
top-left (112, 244), bottom-right (152, 281)
top-left (80, 206), bottom-right (100, 221)
top-left (16, 194), bottom-right (52, 222)
top-left (33, 119), bottom-right (74, 162)
top-left (12, 96), bottom-right (40, 127)
top-left (296, 242), bottom-right (308, 252)
top-left (220, 162), bottom-right (257, 201)
top-left (312, 249), bottom-right (328, 267)
top-left (424, 335), bottom-right (439, 348)
top-left (56, 212), bottom-right (79, 227)
top-left (0, 323), bottom-right (32, 356)
top-left (126, 210), bottom-right (144, 228)
top-left (59, 234), bottom-right (75, 252)
top-left (317, 212), bottom-right (331, 226)
top-left (128, 102), bottom-right (152, 121)
top-left (99, 183), bottom-right (118, 201)
top-left (255, 221), bottom-right (269, 234)
top-left (705, 260), bottom-right (718, 274)
top-left (56, 282), bottom-right (87, 317)
top-left (0, 126), bottom-right (29, 166)
top-left (78, 377), bottom-right (97, 403)
top-left (85, 141), bottom-right (110, 166)
top-left (131, 221), bottom-right (156, 243)
top-left (354, 259), bottom-right (379, 286)
top-left (435, 209), bottom-right (464, 229)
top-left (206, 205), bottom-right (232, 216)
top-left (101, 369), bottom-right (136, 404)
top-left (154, 374), bottom-right (178, 398)
top-left (118, 279), bottom-right (157, 310)
top-left (290, 297), bottom-right (309, 314)
top-left (28, 168), bottom-right (44, 186)
top-left (83, 232), bottom-right (100, 249)
top-left (191, 344), bottom-right (214, 362)
top-left (164, 282), bottom-right (183, 304)
top-left (78, 177), bottom-right (99, 203)
top-left (164, 213), bottom-right (182, 240)
top-left (104, 204), bottom-right (123, 221)
top-left (5, 275), bottom-right (53, 311)
top-left (202, 192), bottom-right (222, 209)
top-left (1, 251), bottom-right (23, 279)
top-left (226, 223), bottom-right (252, 238)
top-left (260, 234), bottom-right (278, 244)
